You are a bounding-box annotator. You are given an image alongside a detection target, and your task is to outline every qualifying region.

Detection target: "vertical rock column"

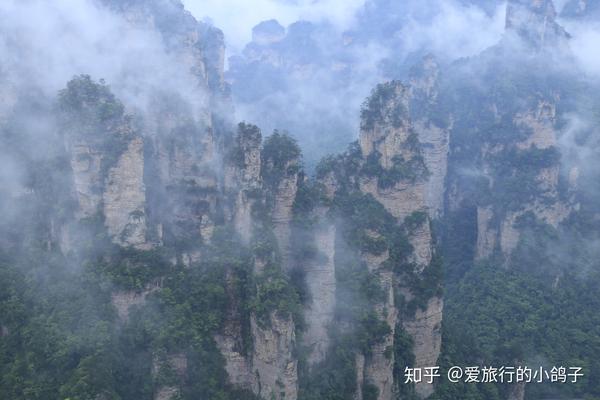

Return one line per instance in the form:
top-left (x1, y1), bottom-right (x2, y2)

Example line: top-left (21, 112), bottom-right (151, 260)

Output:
top-left (216, 123), bottom-right (263, 392)
top-left (271, 158), bottom-right (300, 271)
top-left (218, 124), bottom-right (299, 400)
top-left (409, 55), bottom-right (450, 220)
top-left (251, 131), bottom-right (301, 400)
top-left (357, 81), bottom-right (441, 399)
top-left (474, 98), bottom-right (573, 260)
top-left (303, 220), bottom-right (337, 366)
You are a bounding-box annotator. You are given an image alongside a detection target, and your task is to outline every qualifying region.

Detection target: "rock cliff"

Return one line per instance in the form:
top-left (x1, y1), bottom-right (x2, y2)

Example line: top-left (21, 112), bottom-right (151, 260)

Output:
top-left (302, 223), bottom-right (337, 365)
top-left (472, 96), bottom-right (574, 261)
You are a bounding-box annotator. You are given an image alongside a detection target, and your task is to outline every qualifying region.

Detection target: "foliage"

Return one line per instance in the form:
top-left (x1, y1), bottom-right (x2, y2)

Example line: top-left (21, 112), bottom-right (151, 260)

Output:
top-left (58, 75), bottom-right (133, 176)
top-left (227, 123), bottom-right (262, 169)
top-left (90, 247), bottom-right (173, 291)
top-left (393, 328), bottom-right (418, 400)
top-left (360, 81), bottom-right (408, 131)
top-left (58, 75), bottom-right (124, 126)
top-left (361, 151), bottom-right (428, 189)
top-left (436, 204), bottom-right (600, 398)
top-left (252, 263), bottom-right (302, 327)
top-left (298, 334), bottom-right (360, 400)
top-left (477, 146), bottom-right (562, 212)
top-left (0, 222), bottom-right (264, 400)
top-left (261, 130), bottom-right (301, 192)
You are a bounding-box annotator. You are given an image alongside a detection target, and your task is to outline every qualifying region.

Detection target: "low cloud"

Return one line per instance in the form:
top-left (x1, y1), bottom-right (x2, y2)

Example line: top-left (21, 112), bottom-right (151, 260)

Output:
top-left (0, 0), bottom-right (207, 115)
top-left (397, 0), bottom-right (506, 61)
top-left (561, 19), bottom-right (600, 78)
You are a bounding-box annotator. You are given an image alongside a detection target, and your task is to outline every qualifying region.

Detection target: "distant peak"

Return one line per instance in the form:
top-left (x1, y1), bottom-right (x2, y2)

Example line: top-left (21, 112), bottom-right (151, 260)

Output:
top-left (409, 54), bottom-right (439, 81)
top-left (505, 0), bottom-right (570, 48)
top-left (252, 19), bottom-right (285, 46)
top-left (409, 55), bottom-right (440, 102)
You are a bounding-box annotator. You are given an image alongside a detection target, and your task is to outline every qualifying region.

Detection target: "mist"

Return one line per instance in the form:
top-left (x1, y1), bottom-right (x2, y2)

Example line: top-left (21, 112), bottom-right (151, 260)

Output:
top-left (0, 0), bottom-right (209, 120)
top-left (2, 1), bottom-right (600, 399)
top-left (182, 0), bottom-right (366, 52)
top-left (196, 0), bottom-right (509, 168)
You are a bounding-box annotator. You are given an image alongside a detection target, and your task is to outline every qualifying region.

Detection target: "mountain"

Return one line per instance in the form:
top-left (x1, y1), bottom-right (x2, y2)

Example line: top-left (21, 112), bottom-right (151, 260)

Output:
top-left (562, 0), bottom-right (600, 18)
top-left (1, 0), bottom-right (600, 400)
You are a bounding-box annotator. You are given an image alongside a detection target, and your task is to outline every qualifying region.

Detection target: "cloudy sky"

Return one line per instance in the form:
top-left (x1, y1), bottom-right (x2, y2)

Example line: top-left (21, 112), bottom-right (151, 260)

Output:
top-left (182, 0), bottom-right (366, 51)
top-left (182, 0), bottom-right (512, 61)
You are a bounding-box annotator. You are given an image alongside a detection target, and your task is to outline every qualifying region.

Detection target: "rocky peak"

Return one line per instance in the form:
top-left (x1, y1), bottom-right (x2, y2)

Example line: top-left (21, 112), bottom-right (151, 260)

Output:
top-left (261, 132), bottom-right (301, 271)
top-left (409, 54), bottom-right (440, 102)
top-left (242, 19), bottom-right (321, 68)
top-left (505, 0), bottom-right (570, 49)
top-left (228, 123), bottom-right (262, 187)
top-left (359, 81), bottom-right (413, 169)
top-left (252, 19), bottom-right (286, 46)
top-left (224, 123), bottom-right (262, 243)
top-left (103, 0), bottom-right (228, 95)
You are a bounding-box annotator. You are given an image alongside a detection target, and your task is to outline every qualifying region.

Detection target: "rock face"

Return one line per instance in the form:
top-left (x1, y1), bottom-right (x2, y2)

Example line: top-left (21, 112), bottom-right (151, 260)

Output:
top-left (213, 330), bottom-right (254, 390)
top-left (251, 314), bottom-right (298, 400)
top-left (225, 123), bottom-right (262, 244)
top-left (61, 78), bottom-right (155, 249)
top-left (415, 122), bottom-right (449, 219)
top-left (354, 353), bottom-right (366, 400)
top-left (409, 55), bottom-right (450, 219)
top-left (360, 262), bottom-right (396, 400)
top-left (214, 268), bottom-right (256, 392)
top-left (402, 297), bottom-right (443, 398)
top-left (359, 83), bottom-right (412, 170)
top-left (303, 223), bottom-right (337, 365)
top-left (476, 206), bottom-right (496, 259)
top-left (216, 262), bottom-right (299, 400)
top-left (103, 136), bottom-right (149, 248)
top-left (111, 290), bottom-right (149, 321)
top-left (270, 159), bottom-right (300, 272)
top-left (514, 99), bottom-right (558, 150)
top-left (111, 282), bottom-right (160, 321)
top-left (68, 140), bottom-right (105, 219)
top-left (359, 81), bottom-right (433, 267)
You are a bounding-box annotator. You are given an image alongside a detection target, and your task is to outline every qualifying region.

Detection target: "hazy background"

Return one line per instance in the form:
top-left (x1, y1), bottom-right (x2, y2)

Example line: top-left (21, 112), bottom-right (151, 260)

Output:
top-left (3, 0), bottom-right (600, 169)
top-left (183, 0), bottom-right (366, 52)
top-left (181, 0), bottom-right (512, 167)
